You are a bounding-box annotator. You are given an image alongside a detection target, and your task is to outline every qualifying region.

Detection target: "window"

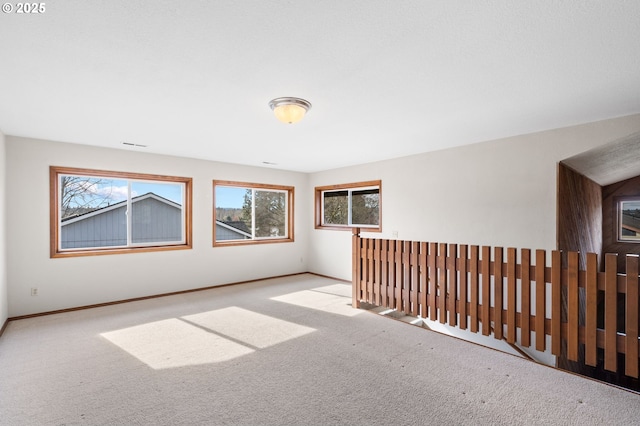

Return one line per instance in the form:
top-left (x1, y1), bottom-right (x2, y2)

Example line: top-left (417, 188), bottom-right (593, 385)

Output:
top-left (618, 197), bottom-right (640, 242)
top-left (213, 180), bottom-right (294, 246)
top-left (50, 166), bottom-right (192, 257)
top-left (315, 180), bottom-right (381, 231)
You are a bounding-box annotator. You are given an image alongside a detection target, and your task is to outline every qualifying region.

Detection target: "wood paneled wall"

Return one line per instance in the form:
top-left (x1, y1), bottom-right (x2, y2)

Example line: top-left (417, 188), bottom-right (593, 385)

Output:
top-left (557, 162), bottom-right (602, 268)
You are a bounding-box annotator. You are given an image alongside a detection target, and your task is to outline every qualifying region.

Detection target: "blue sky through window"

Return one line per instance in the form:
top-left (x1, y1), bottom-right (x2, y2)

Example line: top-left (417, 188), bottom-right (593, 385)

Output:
top-left (63, 176), bottom-right (183, 208)
top-left (132, 181), bottom-right (183, 204)
top-left (216, 186), bottom-right (246, 208)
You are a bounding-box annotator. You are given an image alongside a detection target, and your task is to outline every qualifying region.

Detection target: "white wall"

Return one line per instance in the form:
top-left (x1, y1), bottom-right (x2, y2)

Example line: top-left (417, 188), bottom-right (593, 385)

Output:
top-left (308, 114), bottom-right (640, 280)
top-left (6, 114), bottom-right (640, 318)
top-left (6, 137), bottom-right (310, 317)
top-left (308, 114), bottom-right (640, 366)
top-left (0, 129), bottom-right (7, 327)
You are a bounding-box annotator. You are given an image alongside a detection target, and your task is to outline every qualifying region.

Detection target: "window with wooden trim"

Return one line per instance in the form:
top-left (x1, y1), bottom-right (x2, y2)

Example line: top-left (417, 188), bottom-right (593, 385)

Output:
top-left (315, 180), bottom-right (381, 231)
top-left (213, 180), bottom-right (294, 246)
top-left (618, 197), bottom-right (640, 242)
top-left (50, 166), bottom-right (192, 258)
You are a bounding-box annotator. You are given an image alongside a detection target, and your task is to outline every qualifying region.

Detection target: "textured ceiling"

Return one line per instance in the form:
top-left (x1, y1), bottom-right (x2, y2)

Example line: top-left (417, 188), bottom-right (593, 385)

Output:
top-left (1, 1), bottom-right (639, 172)
top-left (562, 131), bottom-right (640, 186)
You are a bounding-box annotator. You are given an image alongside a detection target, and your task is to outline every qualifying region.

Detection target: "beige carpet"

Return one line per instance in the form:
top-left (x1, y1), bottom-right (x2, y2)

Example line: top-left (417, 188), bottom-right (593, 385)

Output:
top-left (1, 274), bottom-right (638, 425)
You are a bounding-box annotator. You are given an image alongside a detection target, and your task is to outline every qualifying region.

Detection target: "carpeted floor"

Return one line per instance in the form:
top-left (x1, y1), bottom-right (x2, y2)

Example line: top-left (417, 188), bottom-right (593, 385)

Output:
top-left (1, 274), bottom-right (638, 425)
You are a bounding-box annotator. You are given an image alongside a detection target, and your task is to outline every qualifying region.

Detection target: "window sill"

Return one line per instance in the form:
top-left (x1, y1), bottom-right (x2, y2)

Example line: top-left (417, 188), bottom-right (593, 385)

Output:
top-left (51, 244), bottom-right (192, 258)
top-left (315, 225), bottom-right (381, 232)
top-left (213, 237), bottom-right (294, 247)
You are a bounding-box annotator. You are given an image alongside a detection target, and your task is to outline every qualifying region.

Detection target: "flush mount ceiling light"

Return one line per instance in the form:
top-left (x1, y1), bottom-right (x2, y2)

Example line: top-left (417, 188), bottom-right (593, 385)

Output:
top-left (269, 97), bottom-right (311, 124)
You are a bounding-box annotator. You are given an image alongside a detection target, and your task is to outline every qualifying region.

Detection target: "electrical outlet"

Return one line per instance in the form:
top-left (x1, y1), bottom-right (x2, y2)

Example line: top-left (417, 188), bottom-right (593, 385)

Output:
top-left (31, 287), bottom-right (38, 296)
top-left (392, 230), bottom-right (398, 238)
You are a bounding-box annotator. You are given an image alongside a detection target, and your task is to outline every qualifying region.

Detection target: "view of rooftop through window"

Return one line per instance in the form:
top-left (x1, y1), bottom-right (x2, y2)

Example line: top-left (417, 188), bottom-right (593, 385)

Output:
top-left (620, 200), bottom-right (640, 241)
top-left (61, 175), bottom-right (183, 219)
top-left (213, 181), bottom-right (293, 244)
top-left (51, 167), bottom-right (191, 255)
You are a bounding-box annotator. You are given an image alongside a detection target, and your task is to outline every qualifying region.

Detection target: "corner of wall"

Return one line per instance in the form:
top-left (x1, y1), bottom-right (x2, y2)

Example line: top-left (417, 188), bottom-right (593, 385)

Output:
top-left (0, 128), bottom-right (8, 331)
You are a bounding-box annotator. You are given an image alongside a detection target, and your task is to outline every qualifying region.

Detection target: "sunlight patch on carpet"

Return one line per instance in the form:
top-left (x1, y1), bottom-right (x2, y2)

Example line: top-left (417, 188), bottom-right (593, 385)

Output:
top-left (311, 283), bottom-right (352, 298)
top-left (101, 318), bottom-right (254, 369)
top-left (183, 307), bottom-right (315, 349)
top-left (271, 284), bottom-right (361, 317)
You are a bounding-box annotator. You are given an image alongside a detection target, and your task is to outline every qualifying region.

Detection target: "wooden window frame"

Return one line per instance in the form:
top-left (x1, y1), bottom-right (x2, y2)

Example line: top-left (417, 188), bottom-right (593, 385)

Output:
top-left (50, 166), bottom-right (192, 258)
top-left (213, 180), bottom-right (295, 247)
top-left (314, 180), bottom-right (381, 232)
top-left (616, 196), bottom-right (640, 243)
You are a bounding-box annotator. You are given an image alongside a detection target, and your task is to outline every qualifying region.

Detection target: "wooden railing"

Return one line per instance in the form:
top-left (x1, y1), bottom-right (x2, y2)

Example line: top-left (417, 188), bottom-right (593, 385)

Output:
top-left (351, 229), bottom-right (640, 378)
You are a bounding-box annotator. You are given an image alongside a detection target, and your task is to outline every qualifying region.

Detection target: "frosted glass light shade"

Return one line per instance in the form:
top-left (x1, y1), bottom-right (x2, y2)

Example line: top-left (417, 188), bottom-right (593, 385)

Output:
top-left (274, 104), bottom-right (306, 124)
top-left (269, 97), bottom-right (311, 124)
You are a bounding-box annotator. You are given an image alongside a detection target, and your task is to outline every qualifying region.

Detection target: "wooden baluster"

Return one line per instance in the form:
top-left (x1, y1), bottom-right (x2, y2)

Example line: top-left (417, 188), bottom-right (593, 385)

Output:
top-left (380, 240), bottom-right (388, 308)
top-left (459, 245), bottom-right (468, 330)
top-left (482, 246), bottom-right (491, 336)
top-left (395, 240), bottom-right (403, 311)
top-left (439, 243), bottom-right (448, 324)
top-left (411, 241), bottom-right (419, 317)
top-left (419, 242), bottom-right (428, 319)
top-left (428, 242), bottom-right (437, 321)
top-left (507, 248), bottom-right (517, 344)
top-left (584, 252), bottom-right (598, 367)
top-left (470, 245), bottom-right (479, 333)
top-left (402, 240), bottom-right (411, 314)
top-left (604, 253), bottom-right (618, 372)
top-left (521, 249), bottom-right (531, 347)
top-left (448, 244), bottom-right (458, 327)
top-left (351, 228), bottom-right (361, 309)
top-left (366, 238), bottom-right (374, 303)
top-left (374, 239), bottom-right (381, 306)
top-left (494, 247), bottom-right (504, 340)
top-left (535, 250), bottom-right (546, 352)
top-left (551, 250), bottom-right (562, 357)
top-left (388, 239), bottom-right (396, 310)
top-left (626, 255), bottom-right (639, 378)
